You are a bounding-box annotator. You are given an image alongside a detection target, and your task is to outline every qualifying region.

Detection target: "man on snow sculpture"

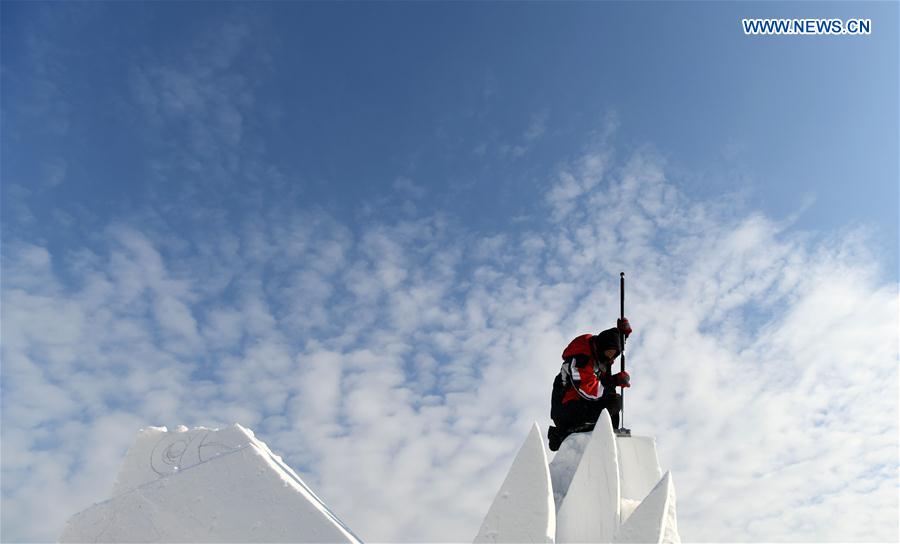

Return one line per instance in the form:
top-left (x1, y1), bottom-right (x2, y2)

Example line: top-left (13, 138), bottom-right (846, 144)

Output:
top-left (548, 318), bottom-right (632, 451)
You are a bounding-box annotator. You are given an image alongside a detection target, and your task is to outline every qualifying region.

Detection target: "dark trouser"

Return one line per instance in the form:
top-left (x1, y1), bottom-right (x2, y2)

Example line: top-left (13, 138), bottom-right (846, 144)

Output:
top-left (552, 393), bottom-right (622, 431)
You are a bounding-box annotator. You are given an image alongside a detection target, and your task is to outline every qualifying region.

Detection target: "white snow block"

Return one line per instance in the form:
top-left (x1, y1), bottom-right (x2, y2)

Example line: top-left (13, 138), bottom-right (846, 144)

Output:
top-left (474, 423), bottom-right (555, 544)
top-left (555, 411), bottom-right (620, 543)
top-left (615, 435), bottom-right (662, 503)
top-left (61, 426), bottom-right (360, 543)
top-left (112, 425), bottom-right (252, 496)
top-left (619, 498), bottom-right (642, 526)
top-left (612, 471), bottom-right (680, 544)
top-left (548, 432), bottom-right (591, 512)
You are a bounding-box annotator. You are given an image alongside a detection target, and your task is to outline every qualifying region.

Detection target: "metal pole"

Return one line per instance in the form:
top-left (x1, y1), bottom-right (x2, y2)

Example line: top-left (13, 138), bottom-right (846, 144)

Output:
top-left (619, 272), bottom-right (625, 430)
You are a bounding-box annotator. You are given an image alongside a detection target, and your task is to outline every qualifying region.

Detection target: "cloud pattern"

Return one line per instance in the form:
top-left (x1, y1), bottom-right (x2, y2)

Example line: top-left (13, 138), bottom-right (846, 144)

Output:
top-left (3, 141), bottom-right (898, 541)
top-left (2, 10), bottom-right (897, 544)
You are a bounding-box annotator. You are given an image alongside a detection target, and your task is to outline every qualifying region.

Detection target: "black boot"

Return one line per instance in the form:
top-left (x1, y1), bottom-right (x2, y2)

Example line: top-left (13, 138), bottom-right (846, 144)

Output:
top-left (548, 426), bottom-right (564, 451)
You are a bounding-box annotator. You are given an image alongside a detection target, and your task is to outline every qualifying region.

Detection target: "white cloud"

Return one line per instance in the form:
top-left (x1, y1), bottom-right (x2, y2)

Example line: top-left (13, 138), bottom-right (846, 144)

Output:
top-left (546, 148), bottom-right (614, 217)
top-left (523, 110), bottom-right (549, 143)
top-left (393, 177), bottom-right (427, 200)
top-left (40, 157), bottom-right (67, 188)
top-left (125, 16), bottom-right (277, 197)
top-left (2, 141), bottom-right (898, 544)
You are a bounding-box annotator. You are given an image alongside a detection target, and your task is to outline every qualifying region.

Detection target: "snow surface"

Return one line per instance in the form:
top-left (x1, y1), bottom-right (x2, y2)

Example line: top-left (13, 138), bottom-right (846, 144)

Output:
top-left (549, 431), bottom-right (663, 517)
top-left (60, 424), bottom-right (360, 543)
top-left (528, 416), bottom-right (679, 543)
top-left (473, 423), bottom-right (555, 543)
top-left (613, 471), bottom-right (680, 544)
top-left (555, 411), bottom-right (621, 543)
top-left (548, 432), bottom-right (592, 512)
top-left (61, 421), bottom-right (679, 544)
top-left (616, 435), bottom-right (662, 503)
top-left (111, 425), bottom-right (251, 496)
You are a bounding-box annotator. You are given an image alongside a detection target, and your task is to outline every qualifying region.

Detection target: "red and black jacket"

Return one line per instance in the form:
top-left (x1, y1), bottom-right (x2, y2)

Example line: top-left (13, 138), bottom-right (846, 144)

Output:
top-left (558, 329), bottom-right (621, 404)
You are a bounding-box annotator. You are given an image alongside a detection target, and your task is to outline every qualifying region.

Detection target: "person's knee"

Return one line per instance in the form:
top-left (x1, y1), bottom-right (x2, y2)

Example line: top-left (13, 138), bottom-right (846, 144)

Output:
top-left (603, 393), bottom-right (621, 409)
top-left (613, 397), bottom-right (622, 412)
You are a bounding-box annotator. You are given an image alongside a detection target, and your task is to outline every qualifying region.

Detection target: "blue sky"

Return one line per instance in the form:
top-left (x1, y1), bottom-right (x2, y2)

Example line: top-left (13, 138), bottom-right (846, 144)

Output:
top-left (2, 2), bottom-right (898, 542)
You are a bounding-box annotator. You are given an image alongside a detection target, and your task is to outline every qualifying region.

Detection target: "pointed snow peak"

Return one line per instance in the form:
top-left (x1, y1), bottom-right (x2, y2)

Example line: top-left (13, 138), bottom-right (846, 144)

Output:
top-left (548, 432), bottom-right (591, 511)
top-left (474, 423), bottom-right (555, 543)
top-left (613, 471), bottom-right (679, 544)
top-left (480, 417), bottom-right (680, 544)
top-left (61, 425), bottom-right (361, 543)
top-left (555, 410), bottom-right (621, 543)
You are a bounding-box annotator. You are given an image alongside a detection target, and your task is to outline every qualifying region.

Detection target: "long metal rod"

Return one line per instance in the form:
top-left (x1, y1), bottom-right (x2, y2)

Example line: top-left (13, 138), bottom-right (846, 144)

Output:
top-left (619, 272), bottom-right (626, 430)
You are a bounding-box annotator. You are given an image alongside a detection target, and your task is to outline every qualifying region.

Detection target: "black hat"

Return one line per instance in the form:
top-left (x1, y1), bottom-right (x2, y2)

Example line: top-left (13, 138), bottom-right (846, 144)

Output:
top-left (592, 328), bottom-right (622, 354)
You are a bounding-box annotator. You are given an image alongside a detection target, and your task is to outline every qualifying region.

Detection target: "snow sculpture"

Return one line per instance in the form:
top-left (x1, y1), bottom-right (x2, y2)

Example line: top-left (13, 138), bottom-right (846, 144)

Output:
top-left (613, 472), bottom-right (679, 544)
top-left (548, 432), bottom-right (591, 510)
top-left (474, 423), bottom-right (555, 543)
top-left (555, 410), bottom-right (621, 542)
top-left (480, 414), bottom-right (680, 544)
top-left (60, 424), bottom-right (361, 543)
top-left (616, 435), bottom-right (663, 503)
top-left (111, 424), bottom-right (251, 496)
top-left (60, 418), bottom-right (677, 543)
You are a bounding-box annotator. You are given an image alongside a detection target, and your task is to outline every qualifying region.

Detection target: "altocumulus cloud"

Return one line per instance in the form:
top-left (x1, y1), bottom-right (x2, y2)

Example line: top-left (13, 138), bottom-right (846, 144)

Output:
top-left (2, 142), bottom-right (898, 543)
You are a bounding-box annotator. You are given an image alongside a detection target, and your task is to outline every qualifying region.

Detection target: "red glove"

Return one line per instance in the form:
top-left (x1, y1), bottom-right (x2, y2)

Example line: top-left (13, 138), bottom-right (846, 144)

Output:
top-left (613, 371), bottom-right (631, 388)
top-left (617, 317), bottom-right (632, 338)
